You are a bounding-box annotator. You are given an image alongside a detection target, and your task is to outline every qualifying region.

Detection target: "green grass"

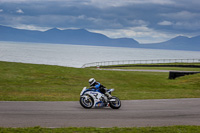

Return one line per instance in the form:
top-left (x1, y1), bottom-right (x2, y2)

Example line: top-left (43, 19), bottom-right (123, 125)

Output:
top-left (0, 126), bottom-right (200, 133)
top-left (0, 61), bottom-right (200, 101)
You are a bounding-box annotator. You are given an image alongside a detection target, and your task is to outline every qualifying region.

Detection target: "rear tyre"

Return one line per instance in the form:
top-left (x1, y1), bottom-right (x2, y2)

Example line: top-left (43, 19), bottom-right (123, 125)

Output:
top-left (109, 96), bottom-right (121, 109)
top-left (80, 95), bottom-right (94, 109)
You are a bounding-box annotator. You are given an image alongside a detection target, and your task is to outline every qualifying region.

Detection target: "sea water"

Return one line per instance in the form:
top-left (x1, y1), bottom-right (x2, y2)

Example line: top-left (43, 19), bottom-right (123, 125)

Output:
top-left (0, 41), bottom-right (200, 68)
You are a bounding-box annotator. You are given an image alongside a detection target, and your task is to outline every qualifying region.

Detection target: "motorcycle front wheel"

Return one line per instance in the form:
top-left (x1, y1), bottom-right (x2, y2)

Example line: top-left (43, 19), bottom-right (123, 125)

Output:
top-left (80, 95), bottom-right (94, 109)
top-left (109, 96), bottom-right (121, 109)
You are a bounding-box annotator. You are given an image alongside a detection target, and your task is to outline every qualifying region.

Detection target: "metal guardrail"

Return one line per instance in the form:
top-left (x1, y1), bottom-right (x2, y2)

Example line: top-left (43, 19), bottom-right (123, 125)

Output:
top-left (82, 59), bottom-right (200, 68)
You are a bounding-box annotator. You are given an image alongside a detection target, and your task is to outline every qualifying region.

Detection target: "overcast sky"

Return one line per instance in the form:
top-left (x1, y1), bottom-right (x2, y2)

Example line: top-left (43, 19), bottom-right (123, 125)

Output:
top-left (0, 0), bottom-right (200, 43)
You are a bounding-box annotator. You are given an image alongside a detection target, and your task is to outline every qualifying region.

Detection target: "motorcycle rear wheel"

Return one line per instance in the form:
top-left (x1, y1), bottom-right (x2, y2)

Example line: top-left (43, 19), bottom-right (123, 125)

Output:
top-left (109, 96), bottom-right (121, 109)
top-left (80, 95), bottom-right (94, 109)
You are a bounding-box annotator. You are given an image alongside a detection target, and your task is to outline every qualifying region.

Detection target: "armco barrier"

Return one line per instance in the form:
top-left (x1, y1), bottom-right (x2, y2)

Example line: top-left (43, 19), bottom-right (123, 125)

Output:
top-left (82, 59), bottom-right (200, 68)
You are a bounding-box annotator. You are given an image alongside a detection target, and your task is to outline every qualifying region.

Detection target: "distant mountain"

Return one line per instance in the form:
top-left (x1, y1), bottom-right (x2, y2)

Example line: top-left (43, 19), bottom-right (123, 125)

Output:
top-left (0, 25), bottom-right (139, 47)
top-left (141, 35), bottom-right (200, 51)
top-left (0, 25), bottom-right (200, 51)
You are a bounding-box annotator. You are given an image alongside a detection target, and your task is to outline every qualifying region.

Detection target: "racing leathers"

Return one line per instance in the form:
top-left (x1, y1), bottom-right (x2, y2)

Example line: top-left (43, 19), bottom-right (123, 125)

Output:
top-left (89, 82), bottom-right (112, 98)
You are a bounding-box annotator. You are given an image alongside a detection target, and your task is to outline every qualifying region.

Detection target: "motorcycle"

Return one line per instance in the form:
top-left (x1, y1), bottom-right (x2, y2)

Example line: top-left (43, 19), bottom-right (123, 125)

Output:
top-left (80, 87), bottom-right (121, 109)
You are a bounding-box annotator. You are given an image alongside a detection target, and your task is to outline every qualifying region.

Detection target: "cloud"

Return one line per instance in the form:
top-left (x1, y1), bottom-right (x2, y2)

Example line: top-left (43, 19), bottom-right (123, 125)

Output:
top-left (161, 11), bottom-right (200, 20)
top-left (158, 21), bottom-right (173, 26)
top-left (175, 21), bottom-right (200, 30)
top-left (0, 9), bottom-right (3, 12)
top-left (0, 0), bottom-right (200, 43)
top-left (16, 9), bottom-right (24, 14)
top-left (90, 26), bottom-right (176, 43)
top-left (84, 0), bottom-right (175, 8)
top-left (158, 11), bottom-right (200, 32)
top-left (14, 24), bottom-right (50, 31)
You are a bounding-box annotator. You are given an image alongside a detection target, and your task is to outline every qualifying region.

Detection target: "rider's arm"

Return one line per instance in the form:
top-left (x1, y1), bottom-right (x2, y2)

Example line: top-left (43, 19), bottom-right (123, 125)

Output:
top-left (89, 82), bottom-right (101, 89)
top-left (89, 86), bottom-right (96, 89)
top-left (95, 82), bottom-right (101, 89)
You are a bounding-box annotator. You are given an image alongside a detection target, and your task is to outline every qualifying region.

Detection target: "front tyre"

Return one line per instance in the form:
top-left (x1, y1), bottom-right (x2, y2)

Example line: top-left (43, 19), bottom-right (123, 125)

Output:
top-left (80, 95), bottom-right (94, 109)
top-left (109, 96), bottom-right (121, 109)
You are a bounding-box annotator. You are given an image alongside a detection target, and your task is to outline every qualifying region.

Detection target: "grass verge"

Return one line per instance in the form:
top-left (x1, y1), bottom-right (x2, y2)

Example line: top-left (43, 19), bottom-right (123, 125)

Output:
top-left (0, 126), bottom-right (200, 133)
top-left (0, 61), bottom-right (200, 101)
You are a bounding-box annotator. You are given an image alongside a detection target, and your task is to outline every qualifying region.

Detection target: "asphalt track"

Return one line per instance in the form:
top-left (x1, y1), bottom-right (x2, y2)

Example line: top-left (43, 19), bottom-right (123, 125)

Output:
top-left (0, 98), bottom-right (200, 128)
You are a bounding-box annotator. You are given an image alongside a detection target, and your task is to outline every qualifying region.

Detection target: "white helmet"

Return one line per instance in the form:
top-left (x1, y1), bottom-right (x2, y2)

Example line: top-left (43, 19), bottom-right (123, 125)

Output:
top-left (89, 78), bottom-right (96, 86)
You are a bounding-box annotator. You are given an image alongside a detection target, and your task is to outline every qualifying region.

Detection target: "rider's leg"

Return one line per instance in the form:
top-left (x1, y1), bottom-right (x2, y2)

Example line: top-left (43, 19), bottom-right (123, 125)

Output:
top-left (100, 88), bottom-right (112, 98)
top-left (103, 88), bottom-right (112, 98)
top-left (105, 91), bottom-right (112, 98)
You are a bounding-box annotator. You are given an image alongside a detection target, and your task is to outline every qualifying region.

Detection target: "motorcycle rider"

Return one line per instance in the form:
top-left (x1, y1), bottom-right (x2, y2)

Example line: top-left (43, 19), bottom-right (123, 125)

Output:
top-left (88, 78), bottom-right (112, 99)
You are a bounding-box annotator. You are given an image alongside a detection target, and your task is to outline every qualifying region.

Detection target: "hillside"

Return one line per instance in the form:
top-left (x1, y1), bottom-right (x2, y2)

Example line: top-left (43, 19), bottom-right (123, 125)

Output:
top-left (0, 25), bottom-right (139, 47)
top-left (0, 25), bottom-right (200, 51)
top-left (141, 35), bottom-right (200, 51)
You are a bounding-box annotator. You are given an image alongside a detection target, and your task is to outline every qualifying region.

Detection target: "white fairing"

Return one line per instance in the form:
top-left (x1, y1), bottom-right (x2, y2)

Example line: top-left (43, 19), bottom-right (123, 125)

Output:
top-left (80, 87), bottom-right (87, 95)
top-left (83, 91), bottom-right (105, 107)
